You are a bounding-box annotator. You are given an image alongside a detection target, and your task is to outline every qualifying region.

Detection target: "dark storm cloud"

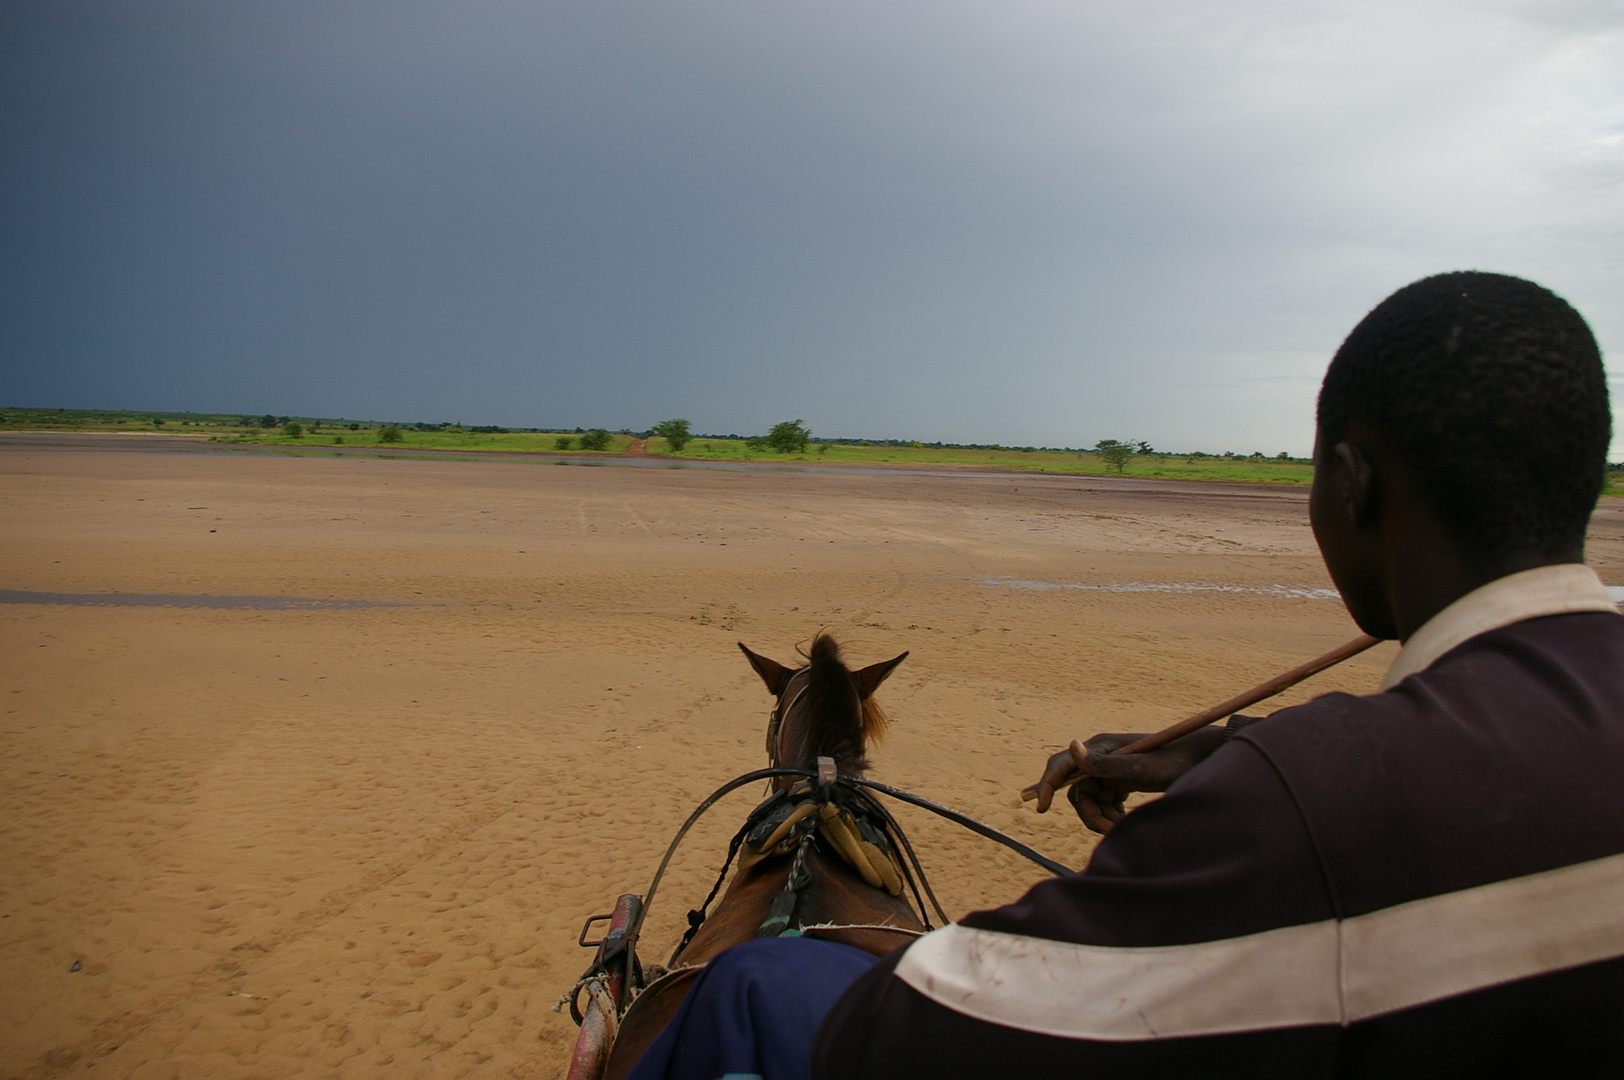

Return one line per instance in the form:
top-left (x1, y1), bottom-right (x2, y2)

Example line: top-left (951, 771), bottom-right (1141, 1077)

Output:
top-left (2, 1), bottom-right (1619, 454)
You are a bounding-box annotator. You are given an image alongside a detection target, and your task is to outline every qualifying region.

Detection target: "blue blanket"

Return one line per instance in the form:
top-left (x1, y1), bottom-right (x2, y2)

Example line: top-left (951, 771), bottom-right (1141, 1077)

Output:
top-left (625, 938), bottom-right (878, 1080)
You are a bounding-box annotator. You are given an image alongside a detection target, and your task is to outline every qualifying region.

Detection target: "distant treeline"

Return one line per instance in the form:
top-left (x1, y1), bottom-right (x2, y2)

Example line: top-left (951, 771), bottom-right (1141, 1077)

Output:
top-left (4, 405), bottom-right (1620, 471)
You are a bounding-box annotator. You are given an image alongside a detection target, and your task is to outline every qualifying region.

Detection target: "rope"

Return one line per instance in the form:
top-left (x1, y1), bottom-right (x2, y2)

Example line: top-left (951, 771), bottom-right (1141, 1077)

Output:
top-left (756, 826), bottom-right (817, 937)
top-left (840, 776), bottom-right (1075, 878)
top-left (798, 921), bottom-right (925, 939)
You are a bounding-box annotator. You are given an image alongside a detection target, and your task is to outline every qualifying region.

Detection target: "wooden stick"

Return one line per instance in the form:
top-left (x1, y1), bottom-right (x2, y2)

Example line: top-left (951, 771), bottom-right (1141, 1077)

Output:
top-left (1020, 633), bottom-right (1382, 803)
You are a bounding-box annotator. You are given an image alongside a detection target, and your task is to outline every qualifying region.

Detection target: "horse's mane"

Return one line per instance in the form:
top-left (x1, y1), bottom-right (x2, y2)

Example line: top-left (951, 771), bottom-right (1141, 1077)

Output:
top-left (790, 633), bottom-right (888, 774)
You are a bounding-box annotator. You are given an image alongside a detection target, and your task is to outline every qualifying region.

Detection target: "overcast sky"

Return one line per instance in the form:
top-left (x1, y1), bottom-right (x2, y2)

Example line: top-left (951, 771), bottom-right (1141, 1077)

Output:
top-left (3, 1), bottom-right (1620, 456)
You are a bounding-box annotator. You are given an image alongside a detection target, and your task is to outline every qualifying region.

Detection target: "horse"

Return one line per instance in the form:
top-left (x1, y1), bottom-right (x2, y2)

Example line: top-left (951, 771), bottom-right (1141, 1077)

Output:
top-left (592, 633), bottom-right (921, 1080)
top-left (563, 633), bottom-right (1071, 1080)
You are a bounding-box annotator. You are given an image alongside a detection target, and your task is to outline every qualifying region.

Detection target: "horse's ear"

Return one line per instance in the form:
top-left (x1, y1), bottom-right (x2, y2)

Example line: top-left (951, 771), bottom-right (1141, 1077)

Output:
top-left (738, 642), bottom-right (796, 696)
top-left (855, 651), bottom-right (908, 699)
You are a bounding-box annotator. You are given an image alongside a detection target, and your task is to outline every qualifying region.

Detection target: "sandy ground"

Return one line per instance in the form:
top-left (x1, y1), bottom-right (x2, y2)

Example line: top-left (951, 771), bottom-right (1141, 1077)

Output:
top-left (3, 436), bottom-right (1621, 1079)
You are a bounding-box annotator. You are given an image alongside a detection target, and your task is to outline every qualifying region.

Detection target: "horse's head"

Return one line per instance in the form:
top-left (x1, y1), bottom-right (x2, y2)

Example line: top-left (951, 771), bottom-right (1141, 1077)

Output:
top-left (738, 634), bottom-right (908, 789)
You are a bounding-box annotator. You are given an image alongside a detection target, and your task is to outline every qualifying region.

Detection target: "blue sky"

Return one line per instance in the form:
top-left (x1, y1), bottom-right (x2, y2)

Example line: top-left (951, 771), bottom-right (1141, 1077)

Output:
top-left (3, 1), bottom-right (1620, 456)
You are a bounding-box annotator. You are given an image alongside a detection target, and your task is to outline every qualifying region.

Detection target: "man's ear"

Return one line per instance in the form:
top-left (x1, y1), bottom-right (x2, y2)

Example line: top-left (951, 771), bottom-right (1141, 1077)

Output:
top-left (855, 651), bottom-right (908, 700)
top-left (738, 643), bottom-right (796, 696)
top-left (1333, 441), bottom-right (1377, 530)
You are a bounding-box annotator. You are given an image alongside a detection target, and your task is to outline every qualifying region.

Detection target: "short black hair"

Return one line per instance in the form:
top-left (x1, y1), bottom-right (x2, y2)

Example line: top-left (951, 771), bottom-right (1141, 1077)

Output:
top-left (1318, 271), bottom-right (1610, 567)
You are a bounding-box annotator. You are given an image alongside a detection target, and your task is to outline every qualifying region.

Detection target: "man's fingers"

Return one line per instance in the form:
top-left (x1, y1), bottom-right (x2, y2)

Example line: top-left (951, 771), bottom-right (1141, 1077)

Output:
top-left (1033, 749), bottom-right (1080, 813)
top-left (1072, 791), bottom-right (1120, 835)
top-left (1070, 739), bottom-right (1154, 785)
top-left (1080, 732), bottom-right (1151, 756)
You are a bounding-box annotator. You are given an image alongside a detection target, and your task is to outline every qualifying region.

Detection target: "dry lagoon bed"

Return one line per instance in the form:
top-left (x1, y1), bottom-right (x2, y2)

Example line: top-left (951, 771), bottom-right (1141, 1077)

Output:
top-left (3, 436), bottom-right (1621, 1079)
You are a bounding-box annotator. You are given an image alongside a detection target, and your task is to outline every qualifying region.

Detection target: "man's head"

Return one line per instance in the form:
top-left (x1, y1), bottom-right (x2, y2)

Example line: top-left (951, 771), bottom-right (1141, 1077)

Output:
top-left (1311, 271), bottom-right (1610, 637)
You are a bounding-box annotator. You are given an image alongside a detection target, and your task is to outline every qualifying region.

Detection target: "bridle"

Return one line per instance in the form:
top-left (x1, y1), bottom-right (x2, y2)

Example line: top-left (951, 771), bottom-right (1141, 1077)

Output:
top-left (764, 666), bottom-right (812, 769)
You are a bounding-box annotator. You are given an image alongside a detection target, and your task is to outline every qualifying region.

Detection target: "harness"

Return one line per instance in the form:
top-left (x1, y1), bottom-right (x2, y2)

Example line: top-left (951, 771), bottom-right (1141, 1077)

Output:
top-left (559, 680), bottom-right (1077, 1037)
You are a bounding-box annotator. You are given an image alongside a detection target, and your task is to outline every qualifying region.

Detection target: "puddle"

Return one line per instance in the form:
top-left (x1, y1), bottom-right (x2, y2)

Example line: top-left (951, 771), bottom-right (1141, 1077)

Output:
top-left (986, 580), bottom-right (1624, 605)
top-left (982, 577), bottom-right (1341, 600)
top-left (0, 590), bottom-right (406, 610)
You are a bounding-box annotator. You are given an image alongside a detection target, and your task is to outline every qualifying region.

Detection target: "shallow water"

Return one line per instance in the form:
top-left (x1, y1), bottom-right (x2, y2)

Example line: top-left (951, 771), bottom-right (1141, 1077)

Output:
top-left (986, 579), bottom-right (1624, 606)
top-left (982, 577), bottom-right (1341, 600)
top-left (0, 589), bottom-right (405, 610)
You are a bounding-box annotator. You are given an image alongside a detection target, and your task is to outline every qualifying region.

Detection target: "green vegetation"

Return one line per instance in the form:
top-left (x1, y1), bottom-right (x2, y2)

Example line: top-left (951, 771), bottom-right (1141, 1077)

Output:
top-left (766, 419), bottom-right (811, 454)
top-left (651, 418), bottom-right (692, 452)
top-left (577, 428), bottom-right (612, 451)
top-left (4, 405), bottom-right (1619, 492)
top-left (1095, 439), bottom-right (1134, 473)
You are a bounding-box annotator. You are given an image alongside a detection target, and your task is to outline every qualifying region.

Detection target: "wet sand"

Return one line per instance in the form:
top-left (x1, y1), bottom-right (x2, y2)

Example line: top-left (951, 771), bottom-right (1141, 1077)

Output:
top-left (3, 437), bottom-right (1620, 1078)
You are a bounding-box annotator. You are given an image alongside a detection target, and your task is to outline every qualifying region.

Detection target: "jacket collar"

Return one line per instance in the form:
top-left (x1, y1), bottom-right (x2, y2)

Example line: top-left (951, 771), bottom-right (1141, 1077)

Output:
top-left (1381, 563), bottom-right (1619, 691)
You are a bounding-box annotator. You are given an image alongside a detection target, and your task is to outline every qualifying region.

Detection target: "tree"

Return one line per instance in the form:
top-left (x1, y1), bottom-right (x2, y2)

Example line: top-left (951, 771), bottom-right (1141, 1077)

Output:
top-left (281, 421), bottom-right (304, 437)
top-left (767, 419), bottom-right (811, 454)
top-left (651, 418), bottom-right (692, 452)
top-left (578, 428), bottom-right (612, 451)
top-left (378, 424), bottom-right (403, 443)
top-left (260, 414), bottom-right (278, 428)
top-left (1095, 439), bottom-right (1134, 473)
top-left (554, 436), bottom-right (574, 450)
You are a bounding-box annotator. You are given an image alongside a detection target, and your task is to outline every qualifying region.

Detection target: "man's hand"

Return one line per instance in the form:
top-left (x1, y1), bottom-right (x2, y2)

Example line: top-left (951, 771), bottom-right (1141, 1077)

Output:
top-left (1032, 727), bottom-right (1228, 834)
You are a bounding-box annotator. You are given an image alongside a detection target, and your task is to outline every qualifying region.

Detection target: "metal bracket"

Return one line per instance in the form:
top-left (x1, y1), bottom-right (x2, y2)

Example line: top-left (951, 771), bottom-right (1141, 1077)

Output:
top-left (578, 912), bottom-right (613, 948)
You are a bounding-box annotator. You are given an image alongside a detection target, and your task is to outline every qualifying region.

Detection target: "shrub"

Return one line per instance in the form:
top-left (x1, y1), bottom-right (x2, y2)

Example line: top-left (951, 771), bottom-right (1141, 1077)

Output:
top-left (378, 424), bottom-right (404, 443)
top-left (578, 428), bottom-right (612, 451)
top-left (651, 418), bottom-right (692, 452)
top-left (260, 414), bottom-right (278, 428)
top-left (767, 419), bottom-right (810, 453)
top-left (282, 421), bottom-right (304, 437)
top-left (348, 422), bottom-right (361, 430)
top-left (554, 436), bottom-right (574, 450)
top-left (1095, 439), bottom-right (1134, 473)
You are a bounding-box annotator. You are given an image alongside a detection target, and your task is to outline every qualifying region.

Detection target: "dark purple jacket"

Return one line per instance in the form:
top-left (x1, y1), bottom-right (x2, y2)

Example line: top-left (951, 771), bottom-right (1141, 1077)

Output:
top-left (813, 611), bottom-right (1624, 1077)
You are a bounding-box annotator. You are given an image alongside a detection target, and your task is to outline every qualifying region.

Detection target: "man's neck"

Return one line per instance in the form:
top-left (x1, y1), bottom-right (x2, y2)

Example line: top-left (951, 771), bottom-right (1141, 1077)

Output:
top-left (1382, 531), bottom-right (1579, 642)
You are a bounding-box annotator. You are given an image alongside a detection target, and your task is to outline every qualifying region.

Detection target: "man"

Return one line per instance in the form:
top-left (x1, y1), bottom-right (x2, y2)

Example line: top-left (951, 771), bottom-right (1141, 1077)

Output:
top-left (632, 271), bottom-right (1623, 1078)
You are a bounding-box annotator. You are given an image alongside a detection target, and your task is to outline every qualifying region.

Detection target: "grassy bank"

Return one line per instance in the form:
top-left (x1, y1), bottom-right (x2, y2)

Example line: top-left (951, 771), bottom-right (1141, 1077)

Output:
top-left (5, 406), bottom-right (1621, 493)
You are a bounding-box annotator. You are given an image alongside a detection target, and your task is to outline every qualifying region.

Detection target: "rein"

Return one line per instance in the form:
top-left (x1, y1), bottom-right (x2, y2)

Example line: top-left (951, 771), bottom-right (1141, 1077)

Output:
top-left (631, 765), bottom-right (1075, 966)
